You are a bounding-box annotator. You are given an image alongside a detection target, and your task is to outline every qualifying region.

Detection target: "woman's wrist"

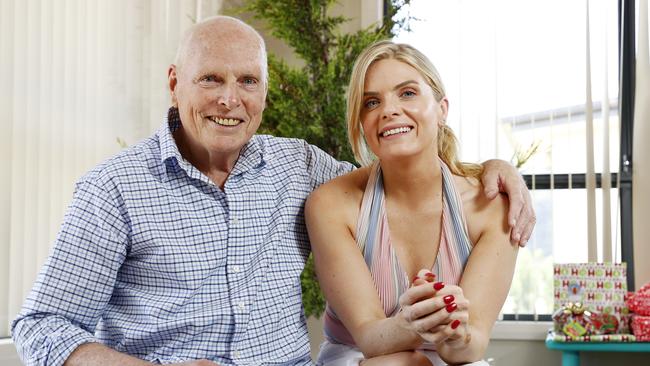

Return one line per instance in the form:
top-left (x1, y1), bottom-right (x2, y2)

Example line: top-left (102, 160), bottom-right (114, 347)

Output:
top-left (437, 326), bottom-right (486, 364)
top-left (394, 307), bottom-right (427, 344)
top-left (355, 315), bottom-right (424, 357)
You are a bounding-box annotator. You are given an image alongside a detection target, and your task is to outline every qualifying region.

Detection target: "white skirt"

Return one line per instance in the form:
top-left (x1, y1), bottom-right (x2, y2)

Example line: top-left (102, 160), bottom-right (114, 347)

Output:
top-left (316, 340), bottom-right (489, 366)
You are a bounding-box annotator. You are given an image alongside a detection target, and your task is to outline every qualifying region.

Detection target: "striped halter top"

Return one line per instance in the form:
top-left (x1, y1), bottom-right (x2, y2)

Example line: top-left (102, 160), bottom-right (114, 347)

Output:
top-left (322, 159), bottom-right (474, 346)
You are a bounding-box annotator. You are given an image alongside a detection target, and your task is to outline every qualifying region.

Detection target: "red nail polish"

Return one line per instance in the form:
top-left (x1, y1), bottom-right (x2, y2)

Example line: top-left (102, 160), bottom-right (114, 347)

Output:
top-left (446, 303), bottom-right (457, 313)
top-left (412, 276), bottom-right (420, 282)
top-left (424, 273), bottom-right (435, 282)
top-left (433, 282), bottom-right (445, 291)
top-left (443, 295), bottom-right (455, 304)
top-left (451, 319), bottom-right (461, 329)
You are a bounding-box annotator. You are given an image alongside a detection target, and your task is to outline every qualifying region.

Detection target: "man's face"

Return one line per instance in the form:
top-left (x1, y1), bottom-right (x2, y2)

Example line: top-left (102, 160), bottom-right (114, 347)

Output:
top-left (169, 29), bottom-right (267, 161)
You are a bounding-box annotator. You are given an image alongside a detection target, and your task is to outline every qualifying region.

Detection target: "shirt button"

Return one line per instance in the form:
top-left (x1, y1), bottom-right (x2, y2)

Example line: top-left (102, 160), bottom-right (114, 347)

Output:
top-left (233, 350), bottom-right (240, 358)
top-left (233, 265), bottom-right (241, 273)
top-left (231, 217), bottom-right (239, 225)
top-left (238, 302), bottom-right (245, 311)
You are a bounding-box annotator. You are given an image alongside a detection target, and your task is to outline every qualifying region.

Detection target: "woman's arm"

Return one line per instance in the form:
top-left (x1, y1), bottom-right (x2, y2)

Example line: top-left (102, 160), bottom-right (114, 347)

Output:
top-left (435, 192), bottom-right (519, 364)
top-left (306, 177), bottom-right (428, 357)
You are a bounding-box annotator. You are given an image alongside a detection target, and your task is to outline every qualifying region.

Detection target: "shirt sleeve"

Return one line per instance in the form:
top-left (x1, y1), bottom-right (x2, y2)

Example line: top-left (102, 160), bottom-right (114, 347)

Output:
top-left (11, 177), bottom-right (130, 366)
top-left (302, 140), bottom-right (356, 190)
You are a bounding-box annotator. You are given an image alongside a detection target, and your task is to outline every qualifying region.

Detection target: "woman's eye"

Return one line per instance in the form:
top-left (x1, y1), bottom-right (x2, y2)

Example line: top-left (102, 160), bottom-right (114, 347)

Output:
top-left (401, 90), bottom-right (416, 98)
top-left (364, 99), bottom-right (379, 109)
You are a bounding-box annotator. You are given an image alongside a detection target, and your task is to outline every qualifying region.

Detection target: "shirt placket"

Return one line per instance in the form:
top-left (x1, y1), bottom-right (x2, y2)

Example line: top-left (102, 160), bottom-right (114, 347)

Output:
top-left (224, 182), bottom-right (253, 363)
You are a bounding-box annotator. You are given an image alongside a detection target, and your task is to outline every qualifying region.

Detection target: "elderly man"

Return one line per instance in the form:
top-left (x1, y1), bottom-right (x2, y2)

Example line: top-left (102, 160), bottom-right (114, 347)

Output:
top-left (12, 16), bottom-right (534, 366)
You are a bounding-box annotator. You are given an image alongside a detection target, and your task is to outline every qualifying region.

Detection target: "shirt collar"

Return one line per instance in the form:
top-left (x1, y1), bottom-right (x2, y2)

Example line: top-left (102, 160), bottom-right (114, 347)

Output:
top-left (158, 107), bottom-right (184, 167)
top-left (157, 107), bottom-right (265, 177)
top-left (231, 136), bottom-right (264, 177)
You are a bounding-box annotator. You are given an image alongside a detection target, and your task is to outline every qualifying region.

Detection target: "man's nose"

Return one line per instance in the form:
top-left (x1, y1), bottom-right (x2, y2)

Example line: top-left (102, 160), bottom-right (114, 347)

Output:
top-left (217, 83), bottom-right (241, 110)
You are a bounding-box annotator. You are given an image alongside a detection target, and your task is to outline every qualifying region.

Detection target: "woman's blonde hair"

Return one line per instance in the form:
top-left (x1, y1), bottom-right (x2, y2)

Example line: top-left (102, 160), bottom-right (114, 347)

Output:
top-left (347, 40), bottom-right (482, 178)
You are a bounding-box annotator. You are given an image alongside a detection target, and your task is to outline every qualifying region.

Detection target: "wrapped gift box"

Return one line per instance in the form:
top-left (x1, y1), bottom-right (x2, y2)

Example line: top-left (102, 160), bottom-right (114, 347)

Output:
top-left (553, 263), bottom-right (632, 339)
top-left (631, 315), bottom-right (650, 341)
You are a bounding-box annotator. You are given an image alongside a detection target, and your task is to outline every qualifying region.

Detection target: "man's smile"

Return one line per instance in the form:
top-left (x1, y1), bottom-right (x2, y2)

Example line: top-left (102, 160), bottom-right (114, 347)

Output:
top-left (206, 116), bottom-right (244, 126)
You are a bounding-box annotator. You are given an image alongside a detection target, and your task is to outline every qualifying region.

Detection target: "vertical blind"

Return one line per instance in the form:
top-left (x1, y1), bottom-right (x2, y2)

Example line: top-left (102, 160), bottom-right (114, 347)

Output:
top-left (393, 0), bottom-right (634, 316)
top-left (0, 0), bottom-right (223, 338)
top-left (398, 0), bottom-right (620, 253)
top-left (632, 0), bottom-right (650, 286)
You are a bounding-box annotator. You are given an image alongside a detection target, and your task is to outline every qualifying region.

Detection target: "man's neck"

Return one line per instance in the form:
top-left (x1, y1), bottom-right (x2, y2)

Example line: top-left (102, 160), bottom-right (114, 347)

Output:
top-left (173, 130), bottom-right (241, 189)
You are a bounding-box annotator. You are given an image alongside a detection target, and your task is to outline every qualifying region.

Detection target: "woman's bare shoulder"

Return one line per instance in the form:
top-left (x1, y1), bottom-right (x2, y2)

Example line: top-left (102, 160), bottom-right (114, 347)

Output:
top-left (309, 166), bottom-right (370, 203)
top-left (306, 166), bottom-right (371, 218)
top-left (453, 174), bottom-right (509, 242)
top-left (453, 175), bottom-right (507, 212)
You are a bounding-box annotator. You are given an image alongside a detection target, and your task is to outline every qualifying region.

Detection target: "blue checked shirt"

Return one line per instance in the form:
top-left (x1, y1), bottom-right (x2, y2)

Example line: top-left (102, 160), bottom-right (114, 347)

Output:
top-left (11, 108), bottom-right (354, 366)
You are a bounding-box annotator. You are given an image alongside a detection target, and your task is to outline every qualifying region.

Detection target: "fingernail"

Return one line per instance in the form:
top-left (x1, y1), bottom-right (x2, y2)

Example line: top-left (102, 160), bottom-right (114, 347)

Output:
top-left (433, 282), bottom-right (445, 291)
top-left (513, 232), bottom-right (520, 241)
top-left (424, 273), bottom-right (436, 282)
top-left (412, 276), bottom-right (420, 282)
top-left (443, 295), bottom-right (455, 304)
top-left (451, 319), bottom-right (461, 329)
top-left (446, 303), bottom-right (457, 313)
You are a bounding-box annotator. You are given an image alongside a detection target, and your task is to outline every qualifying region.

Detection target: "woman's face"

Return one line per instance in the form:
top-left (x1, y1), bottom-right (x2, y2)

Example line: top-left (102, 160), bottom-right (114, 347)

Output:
top-left (360, 58), bottom-right (447, 162)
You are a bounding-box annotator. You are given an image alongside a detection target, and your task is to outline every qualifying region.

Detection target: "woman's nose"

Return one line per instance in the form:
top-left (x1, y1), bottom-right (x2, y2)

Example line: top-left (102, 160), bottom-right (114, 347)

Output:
top-left (381, 97), bottom-right (400, 119)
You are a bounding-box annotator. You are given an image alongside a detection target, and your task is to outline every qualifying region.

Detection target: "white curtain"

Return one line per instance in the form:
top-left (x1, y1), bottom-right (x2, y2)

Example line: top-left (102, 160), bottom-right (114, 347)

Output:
top-left (0, 0), bottom-right (224, 338)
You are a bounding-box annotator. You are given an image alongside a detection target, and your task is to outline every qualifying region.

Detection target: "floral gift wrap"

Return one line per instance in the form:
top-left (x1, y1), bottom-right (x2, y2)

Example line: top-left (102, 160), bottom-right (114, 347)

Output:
top-left (551, 263), bottom-right (635, 342)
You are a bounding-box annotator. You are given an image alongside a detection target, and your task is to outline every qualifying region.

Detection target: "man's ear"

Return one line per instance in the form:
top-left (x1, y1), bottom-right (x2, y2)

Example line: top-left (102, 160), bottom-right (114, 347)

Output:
top-left (168, 65), bottom-right (179, 107)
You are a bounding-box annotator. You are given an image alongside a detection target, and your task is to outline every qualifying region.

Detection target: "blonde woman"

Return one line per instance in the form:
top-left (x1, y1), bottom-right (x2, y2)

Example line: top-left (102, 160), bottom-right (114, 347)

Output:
top-left (305, 41), bottom-right (519, 366)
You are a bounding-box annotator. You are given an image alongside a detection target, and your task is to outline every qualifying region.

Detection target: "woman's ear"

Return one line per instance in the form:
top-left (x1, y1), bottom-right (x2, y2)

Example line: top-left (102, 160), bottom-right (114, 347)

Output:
top-left (439, 97), bottom-right (449, 126)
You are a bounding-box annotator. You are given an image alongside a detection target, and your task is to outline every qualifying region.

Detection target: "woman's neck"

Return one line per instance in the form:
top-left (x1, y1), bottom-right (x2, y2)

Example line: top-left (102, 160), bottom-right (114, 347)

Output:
top-left (380, 153), bottom-right (443, 208)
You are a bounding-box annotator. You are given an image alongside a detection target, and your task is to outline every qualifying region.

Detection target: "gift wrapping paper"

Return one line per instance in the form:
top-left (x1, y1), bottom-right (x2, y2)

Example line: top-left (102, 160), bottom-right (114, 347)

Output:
top-left (553, 263), bottom-right (632, 339)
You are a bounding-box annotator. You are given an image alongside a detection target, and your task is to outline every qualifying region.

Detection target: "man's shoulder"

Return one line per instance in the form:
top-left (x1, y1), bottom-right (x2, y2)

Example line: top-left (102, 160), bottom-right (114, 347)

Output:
top-left (253, 134), bottom-right (307, 151)
top-left (252, 134), bottom-right (314, 163)
top-left (253, 134), bottom-right (342, 162)
top-left (79, 135), bottom-right (161, 188)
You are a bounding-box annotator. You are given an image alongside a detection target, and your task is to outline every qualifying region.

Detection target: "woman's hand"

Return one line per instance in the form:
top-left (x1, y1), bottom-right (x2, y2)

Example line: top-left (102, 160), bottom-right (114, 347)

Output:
top-left (397, 270), bottom-right (470, 345)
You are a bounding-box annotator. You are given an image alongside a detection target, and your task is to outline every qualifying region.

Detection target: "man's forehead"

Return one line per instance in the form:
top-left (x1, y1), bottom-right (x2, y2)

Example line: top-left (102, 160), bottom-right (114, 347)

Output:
top-left (185, 41), bottom-right (263, 70)
top-left (194, 59), bottom-right (264, 77)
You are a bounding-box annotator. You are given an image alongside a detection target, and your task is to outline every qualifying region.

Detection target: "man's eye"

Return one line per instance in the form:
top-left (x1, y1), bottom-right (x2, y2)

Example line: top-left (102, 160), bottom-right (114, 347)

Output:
top-left (198, 75), bottom-right (219, 85)
top-left (241, 77), bottom-right (259, 88)
top-left (364, 99), bottom-right (379, 109)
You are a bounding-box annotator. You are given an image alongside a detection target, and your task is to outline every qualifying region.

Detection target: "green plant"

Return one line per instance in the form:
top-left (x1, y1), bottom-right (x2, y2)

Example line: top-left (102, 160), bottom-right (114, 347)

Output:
top-left (243, 0), bottom-right (412, 317)
top-left (511, 140), bottom-right (542, 169)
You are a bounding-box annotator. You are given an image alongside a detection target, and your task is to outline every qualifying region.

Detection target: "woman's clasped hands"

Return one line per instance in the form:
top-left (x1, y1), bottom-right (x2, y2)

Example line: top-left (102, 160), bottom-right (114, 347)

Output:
top-left (397, 269), bottom-right (471, 349)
